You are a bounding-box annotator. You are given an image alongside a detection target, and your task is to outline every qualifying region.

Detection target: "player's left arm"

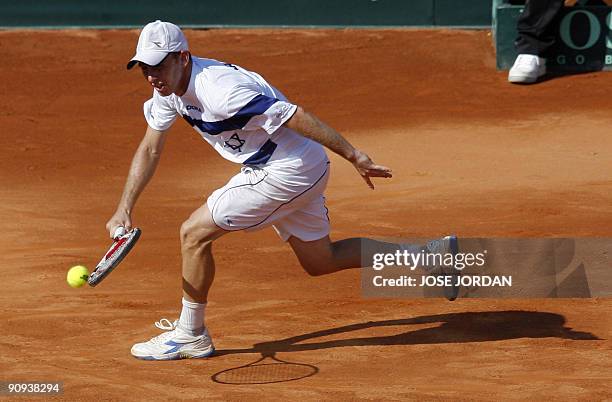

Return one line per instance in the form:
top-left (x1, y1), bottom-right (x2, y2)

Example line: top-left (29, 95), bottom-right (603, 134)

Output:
top-left (284, 106), bottom-right (392, 189)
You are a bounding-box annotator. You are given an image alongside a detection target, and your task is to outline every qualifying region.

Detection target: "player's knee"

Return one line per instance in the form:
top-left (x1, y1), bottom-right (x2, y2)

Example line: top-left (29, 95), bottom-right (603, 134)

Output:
top-left (180, 219), bottom-right (215, 250)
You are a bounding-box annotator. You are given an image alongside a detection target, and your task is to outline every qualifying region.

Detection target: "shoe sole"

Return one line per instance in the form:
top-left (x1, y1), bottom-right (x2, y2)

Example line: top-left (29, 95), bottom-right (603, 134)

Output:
top-left (508, 70), bottom-right (546, 84)
top-left (132, 346), bottom-right (215, 361)
top-left (508, 75), bottom-right (539, 84)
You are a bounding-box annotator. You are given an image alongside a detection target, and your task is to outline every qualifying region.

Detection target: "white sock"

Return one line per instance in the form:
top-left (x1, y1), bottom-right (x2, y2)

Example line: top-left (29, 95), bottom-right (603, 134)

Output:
top-left (178, 297), bottom-right (206, 336)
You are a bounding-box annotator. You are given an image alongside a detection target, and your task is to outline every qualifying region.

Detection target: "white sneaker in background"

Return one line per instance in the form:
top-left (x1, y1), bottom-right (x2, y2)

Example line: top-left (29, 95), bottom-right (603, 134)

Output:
top-left (508, 54), bottom-right (546, 84)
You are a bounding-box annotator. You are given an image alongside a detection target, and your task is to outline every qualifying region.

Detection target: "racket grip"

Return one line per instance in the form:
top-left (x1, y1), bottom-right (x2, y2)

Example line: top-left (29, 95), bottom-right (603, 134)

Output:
top-left (113, 226), bottom-right (126, 239)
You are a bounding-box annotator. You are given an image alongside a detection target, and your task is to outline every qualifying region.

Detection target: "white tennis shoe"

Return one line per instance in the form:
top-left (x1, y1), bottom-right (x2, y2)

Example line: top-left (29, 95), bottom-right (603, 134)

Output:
top-left (508, 54), bottom-right (546, 84)
top-left (131, 318), bottom-right (215, 360)
top-left (425, 235), bottom-right (460, 301)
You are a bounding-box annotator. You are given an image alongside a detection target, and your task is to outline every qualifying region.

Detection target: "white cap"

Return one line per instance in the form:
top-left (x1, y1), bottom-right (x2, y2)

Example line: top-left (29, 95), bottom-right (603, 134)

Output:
top-left (127, 20), bottom-right (189, 70)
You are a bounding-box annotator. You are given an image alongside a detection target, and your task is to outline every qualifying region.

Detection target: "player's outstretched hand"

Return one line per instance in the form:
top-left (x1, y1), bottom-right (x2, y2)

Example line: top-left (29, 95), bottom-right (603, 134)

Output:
top-left (106, 209), bottom-right (133, 239)
top-left (351, 149), bottom-right (392, 189)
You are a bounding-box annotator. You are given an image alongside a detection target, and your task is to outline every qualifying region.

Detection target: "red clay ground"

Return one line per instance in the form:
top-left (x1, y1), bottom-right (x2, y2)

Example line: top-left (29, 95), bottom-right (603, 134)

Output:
top-left (0, 28), bottom-right (611, 400)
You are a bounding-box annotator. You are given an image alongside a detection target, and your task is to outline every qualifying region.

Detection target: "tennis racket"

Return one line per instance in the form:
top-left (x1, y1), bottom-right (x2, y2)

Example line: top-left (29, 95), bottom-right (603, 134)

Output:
top-left (87, 227), bottom-right (141, 287)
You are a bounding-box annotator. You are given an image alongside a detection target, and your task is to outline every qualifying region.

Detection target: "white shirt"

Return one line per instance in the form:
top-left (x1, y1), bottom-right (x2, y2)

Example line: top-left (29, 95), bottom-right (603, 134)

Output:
top-left (143, 57), bottom-right (327, 171)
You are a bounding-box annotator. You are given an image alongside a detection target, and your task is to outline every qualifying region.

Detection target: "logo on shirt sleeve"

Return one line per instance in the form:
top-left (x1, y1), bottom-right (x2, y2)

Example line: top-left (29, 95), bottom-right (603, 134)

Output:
top-left (276, 104), bottom-right (289, 118)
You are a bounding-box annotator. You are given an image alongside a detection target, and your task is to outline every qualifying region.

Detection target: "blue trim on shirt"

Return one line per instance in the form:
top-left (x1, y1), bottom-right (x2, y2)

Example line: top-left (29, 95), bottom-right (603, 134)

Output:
top-left (243, 139), bottom-right (278, 166)
top-left (182, 94), bottom-right (278, 135)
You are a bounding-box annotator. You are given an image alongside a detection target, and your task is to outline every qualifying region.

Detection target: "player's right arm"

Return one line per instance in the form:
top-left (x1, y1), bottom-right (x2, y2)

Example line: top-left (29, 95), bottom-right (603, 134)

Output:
top-left (106, 126), bottom-right (167, 238)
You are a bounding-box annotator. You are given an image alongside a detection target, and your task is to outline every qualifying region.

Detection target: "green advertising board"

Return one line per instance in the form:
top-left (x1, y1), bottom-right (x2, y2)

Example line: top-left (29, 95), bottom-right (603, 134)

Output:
top-left (0, 0), bottom-right (492, 28)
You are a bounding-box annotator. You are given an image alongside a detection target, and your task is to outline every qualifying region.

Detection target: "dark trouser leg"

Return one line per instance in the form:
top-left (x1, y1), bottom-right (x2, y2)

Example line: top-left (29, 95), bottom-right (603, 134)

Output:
top-left (515, 0), bottom-right (565, 56)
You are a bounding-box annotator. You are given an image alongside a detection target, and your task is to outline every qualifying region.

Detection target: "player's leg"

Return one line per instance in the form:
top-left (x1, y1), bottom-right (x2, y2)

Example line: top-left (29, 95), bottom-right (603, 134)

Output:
top-left (132, 165), bottom-right (302, 361)
top-left (288, 233), bottom-right (459, 300)
top-left (270, 168), bottom-right (434, 275)
top-left (180, 203), bottom-right (228, 303)
top-left (276, 186), bottom-right (460, 300)
top-left (131, 203), bottom-right (225, 361)
top-left (287, 235), bottom-right (421, 276)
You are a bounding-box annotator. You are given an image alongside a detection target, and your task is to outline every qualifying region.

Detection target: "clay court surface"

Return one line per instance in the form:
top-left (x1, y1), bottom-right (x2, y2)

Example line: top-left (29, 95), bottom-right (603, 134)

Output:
top-left (1, 28), bottom-right (611, 400)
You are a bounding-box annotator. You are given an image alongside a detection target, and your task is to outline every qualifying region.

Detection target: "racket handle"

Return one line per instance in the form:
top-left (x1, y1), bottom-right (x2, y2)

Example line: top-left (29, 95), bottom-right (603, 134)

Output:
top-left (113, 226), bottom-right (127, 239)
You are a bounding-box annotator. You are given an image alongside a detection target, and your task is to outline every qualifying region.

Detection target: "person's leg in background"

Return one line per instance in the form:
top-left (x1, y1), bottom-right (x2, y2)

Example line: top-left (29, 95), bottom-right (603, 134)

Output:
top-left (509, 0), bottom-right (565, 84)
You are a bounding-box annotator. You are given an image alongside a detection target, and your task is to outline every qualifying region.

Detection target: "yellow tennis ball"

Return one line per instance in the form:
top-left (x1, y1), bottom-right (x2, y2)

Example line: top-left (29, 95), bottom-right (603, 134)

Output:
top-left (67, 265), bottom-right (89, 288)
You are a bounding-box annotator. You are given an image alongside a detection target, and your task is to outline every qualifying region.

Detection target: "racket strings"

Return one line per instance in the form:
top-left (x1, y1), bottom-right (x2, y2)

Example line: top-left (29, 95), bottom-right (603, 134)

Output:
top-left (213, 359), bottom-right (318, 384)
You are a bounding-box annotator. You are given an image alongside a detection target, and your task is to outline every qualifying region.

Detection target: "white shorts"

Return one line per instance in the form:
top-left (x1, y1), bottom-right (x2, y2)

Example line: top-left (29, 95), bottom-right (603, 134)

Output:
top-left (207, 161), bottom-right (330, 242)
